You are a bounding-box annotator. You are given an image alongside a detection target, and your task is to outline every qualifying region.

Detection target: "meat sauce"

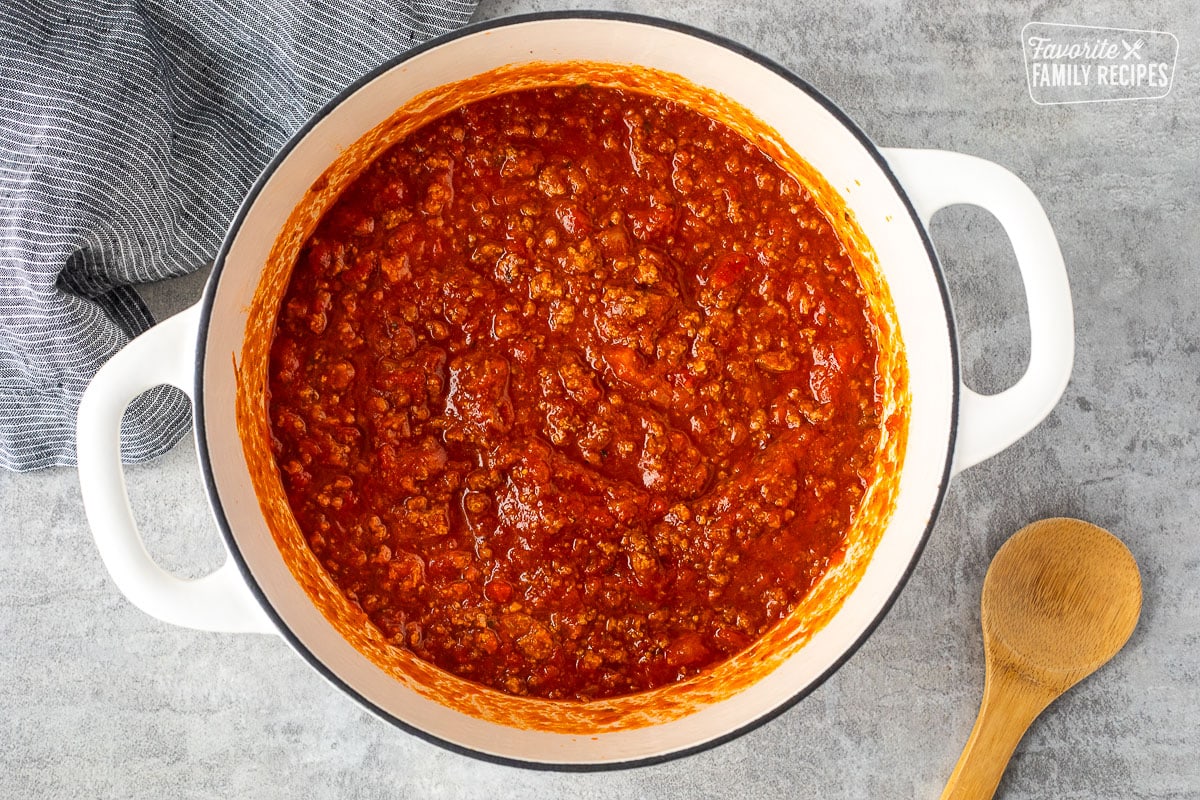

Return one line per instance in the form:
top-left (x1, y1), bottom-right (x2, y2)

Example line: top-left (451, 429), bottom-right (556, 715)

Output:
top-left (267, 85), bottom-right (884, 700)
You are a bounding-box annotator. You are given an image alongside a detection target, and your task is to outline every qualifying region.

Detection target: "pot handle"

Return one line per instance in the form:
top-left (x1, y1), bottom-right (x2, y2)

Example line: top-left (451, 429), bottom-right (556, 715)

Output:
top-left (881, 148), bottom-right (1073, 474)
top-left (76, 304), bottom-right (275, 634)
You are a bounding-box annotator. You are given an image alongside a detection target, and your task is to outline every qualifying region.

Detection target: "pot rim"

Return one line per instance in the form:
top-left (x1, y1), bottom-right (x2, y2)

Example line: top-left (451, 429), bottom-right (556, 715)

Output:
top-left (193, 10), bottom-right (960, 770)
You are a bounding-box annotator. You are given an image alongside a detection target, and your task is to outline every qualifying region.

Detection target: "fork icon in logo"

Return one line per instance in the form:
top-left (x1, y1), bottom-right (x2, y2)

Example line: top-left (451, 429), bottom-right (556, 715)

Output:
top-left (1122, 38), bottom-right (1145, 59)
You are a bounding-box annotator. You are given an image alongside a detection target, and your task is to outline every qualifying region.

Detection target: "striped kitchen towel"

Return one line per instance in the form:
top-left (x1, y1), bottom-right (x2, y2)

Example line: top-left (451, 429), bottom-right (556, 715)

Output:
top-left (0, 0), bottom-right (476, 471)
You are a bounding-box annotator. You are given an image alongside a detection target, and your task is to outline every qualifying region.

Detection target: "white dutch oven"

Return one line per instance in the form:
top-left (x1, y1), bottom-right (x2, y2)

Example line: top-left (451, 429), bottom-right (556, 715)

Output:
top-left (76, 13), bottom-right (1073, 767)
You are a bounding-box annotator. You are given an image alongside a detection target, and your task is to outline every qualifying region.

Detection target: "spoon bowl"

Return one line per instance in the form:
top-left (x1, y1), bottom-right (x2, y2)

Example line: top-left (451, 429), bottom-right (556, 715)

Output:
top-left (941, 517), bottom-right (1142, 799)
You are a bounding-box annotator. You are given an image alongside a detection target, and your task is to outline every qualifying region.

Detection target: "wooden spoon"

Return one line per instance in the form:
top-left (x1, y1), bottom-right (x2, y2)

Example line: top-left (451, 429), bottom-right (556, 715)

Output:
top-left (940, 518), bottom-right (1142, 799)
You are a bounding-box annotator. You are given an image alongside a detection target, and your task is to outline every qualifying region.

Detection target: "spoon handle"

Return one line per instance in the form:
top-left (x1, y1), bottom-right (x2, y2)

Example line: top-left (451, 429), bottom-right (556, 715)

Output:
top-left (940, 663), bottom-right (1056, 800)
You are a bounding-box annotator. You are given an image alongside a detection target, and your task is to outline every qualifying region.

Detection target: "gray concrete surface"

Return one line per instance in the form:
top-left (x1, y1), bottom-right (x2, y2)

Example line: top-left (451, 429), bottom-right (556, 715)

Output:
top-left (3, 1), bottom-right (1197, 797)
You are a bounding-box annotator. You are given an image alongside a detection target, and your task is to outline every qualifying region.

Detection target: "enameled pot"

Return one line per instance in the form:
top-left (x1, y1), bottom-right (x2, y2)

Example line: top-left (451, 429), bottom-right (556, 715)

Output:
top-left (77, 13), bottom-right (1073, 768)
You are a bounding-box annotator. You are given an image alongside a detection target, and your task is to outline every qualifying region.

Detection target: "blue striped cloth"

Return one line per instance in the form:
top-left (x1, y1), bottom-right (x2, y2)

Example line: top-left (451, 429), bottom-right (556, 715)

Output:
top-left (0, 0), bottom-right (476, 471)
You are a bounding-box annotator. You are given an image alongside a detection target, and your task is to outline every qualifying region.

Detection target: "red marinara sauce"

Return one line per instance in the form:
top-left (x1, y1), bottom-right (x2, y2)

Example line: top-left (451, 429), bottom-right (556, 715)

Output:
top-left (268, 85), bottom-right (884, 701)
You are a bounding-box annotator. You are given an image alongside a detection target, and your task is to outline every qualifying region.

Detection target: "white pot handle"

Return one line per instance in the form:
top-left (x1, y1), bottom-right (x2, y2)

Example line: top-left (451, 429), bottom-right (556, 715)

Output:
top-left (882, 148), bottom-right (1074, 474)
top-left (76, 304), bottom-right (275, 634)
